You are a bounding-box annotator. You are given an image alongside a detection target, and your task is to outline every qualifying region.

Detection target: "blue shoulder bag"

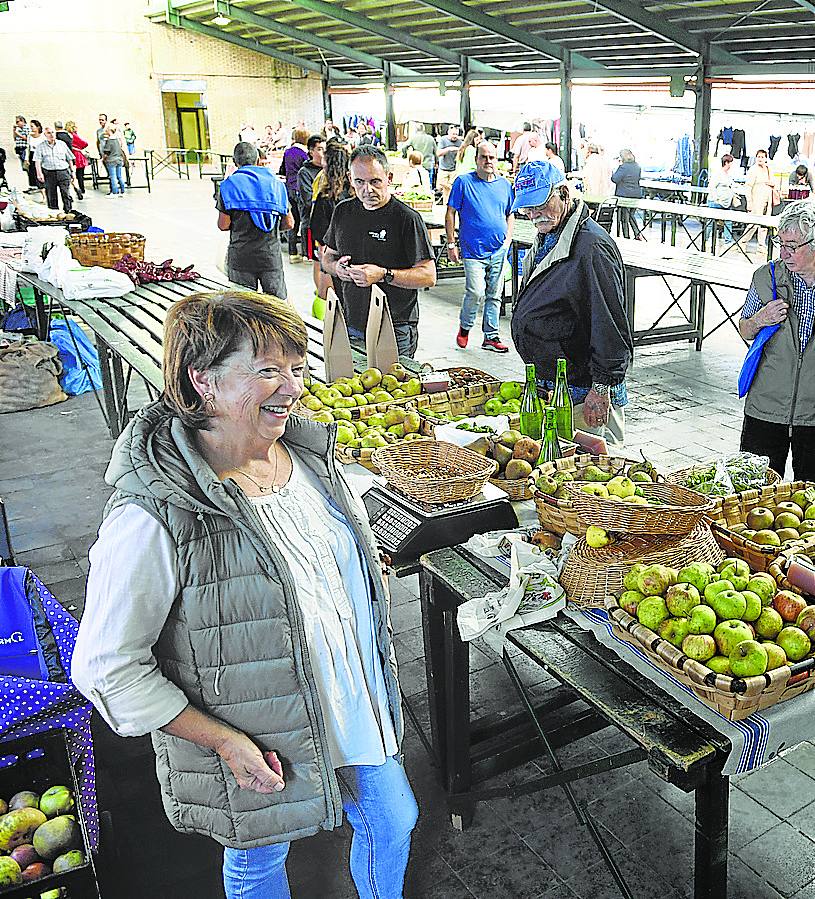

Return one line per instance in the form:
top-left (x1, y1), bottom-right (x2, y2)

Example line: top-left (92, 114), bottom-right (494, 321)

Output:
top-left (737, 261), bottom-right (782, 399)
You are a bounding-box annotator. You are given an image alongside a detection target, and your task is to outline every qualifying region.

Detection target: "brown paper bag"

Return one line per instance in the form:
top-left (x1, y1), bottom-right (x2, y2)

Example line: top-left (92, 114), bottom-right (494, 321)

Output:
top-left (366, 285), bottom-right (399, 374)
top-left (322, 288), bottom-right (354, 382)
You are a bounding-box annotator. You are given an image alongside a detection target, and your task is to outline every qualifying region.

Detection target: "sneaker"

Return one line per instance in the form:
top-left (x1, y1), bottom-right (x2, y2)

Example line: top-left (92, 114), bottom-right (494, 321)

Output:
top-left (289, 254), bottom-right (303, 264)
top-left (456, 327), bottom-right (469, 348)
top-left (482, 336), bottom-right (509, 353)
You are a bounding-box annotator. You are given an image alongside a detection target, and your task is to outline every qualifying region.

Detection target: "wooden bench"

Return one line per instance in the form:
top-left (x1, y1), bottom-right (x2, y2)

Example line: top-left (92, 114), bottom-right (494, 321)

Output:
top-left (17, 271), bottom-right (419, 439)
top-left (420, 545), bottom-right (731, 899)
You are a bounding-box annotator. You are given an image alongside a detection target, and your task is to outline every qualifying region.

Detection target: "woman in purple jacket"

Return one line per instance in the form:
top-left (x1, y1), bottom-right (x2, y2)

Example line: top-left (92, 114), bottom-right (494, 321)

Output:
top-left (282, 128), bottom-right (309, 263)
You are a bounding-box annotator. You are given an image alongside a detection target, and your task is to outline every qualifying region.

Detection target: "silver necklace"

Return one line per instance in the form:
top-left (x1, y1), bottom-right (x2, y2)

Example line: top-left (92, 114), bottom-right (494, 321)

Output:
top-left (234, 447), bottom-right (287, 494)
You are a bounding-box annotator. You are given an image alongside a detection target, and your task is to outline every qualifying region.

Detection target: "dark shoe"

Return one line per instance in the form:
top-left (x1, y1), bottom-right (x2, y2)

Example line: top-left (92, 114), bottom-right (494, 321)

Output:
top-left (482, 336), bottom-right (509, 353)
top-left (456, 327), bottom-right (469, 348)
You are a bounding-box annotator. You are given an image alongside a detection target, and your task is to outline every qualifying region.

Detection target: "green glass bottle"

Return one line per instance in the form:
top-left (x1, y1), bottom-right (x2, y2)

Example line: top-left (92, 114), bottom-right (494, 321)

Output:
top-left (553, 357), bottom-right (574, 441)
top-left (518, 363), bottom-right (543, 440)
top-left (537, 406), bottom-right (562, 465)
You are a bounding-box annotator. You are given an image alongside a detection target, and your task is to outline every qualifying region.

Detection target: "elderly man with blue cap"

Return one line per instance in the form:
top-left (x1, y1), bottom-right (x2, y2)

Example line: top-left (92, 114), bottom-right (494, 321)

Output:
top-left (510, 160), bottom-right (633, 444)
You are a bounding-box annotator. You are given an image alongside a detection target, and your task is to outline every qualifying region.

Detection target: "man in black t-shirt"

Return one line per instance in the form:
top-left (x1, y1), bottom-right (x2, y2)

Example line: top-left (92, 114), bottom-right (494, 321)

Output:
top-left (321, 145), bottom-right (435, 358)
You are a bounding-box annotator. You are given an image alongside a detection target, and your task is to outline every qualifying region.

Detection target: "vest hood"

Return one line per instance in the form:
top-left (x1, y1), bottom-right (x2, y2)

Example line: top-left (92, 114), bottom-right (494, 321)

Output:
top-left (105, 400), bottom-right (335, 518)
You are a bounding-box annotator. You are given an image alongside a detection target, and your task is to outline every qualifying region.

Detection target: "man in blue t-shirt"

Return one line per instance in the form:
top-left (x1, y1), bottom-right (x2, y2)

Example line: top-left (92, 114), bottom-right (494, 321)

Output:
top-left (445, 141), bottom-right (514, 352)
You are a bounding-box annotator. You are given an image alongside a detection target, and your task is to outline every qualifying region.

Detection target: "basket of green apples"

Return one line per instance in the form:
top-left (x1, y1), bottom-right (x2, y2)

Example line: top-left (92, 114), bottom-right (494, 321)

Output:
top-left (605, 557), bottom-right (815, 721)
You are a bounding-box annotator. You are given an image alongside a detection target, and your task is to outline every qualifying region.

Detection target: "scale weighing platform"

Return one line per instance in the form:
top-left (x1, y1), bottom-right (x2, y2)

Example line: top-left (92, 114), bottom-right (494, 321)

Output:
top-left (362, 479), bottom-right (518, 573)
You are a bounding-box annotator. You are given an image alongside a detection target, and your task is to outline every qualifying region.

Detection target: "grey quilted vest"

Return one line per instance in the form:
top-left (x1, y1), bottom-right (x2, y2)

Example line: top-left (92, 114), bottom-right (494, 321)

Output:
top-left (744, 262), bottom-right (815, 427)
top-left (103, 401), bottom-right (404, 848)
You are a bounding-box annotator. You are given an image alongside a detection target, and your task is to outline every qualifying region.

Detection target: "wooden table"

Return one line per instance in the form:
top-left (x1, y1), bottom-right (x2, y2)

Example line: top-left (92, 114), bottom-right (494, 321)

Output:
top-left (18, 271), bottom-right (420, 438)
top-left (510, 220), bottom-right (755, 349)
top-left (420, 545), bottom-right (730, 899)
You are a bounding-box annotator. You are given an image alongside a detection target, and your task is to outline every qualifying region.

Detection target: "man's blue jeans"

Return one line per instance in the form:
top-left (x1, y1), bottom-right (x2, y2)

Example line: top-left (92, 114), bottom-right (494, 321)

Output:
top-left (106, 163), bottom-right (126, 194)
top-left (706, 202), bottom-right (734, 243)
top-left (460, 248), bottom-right (505, 340)
top-left (222, 756), bottom-right (418, 899)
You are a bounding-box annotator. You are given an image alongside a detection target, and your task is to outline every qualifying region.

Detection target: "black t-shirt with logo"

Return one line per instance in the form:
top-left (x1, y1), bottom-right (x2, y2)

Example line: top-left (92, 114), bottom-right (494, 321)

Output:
top-left (323, 196), bottom-right (433, 330)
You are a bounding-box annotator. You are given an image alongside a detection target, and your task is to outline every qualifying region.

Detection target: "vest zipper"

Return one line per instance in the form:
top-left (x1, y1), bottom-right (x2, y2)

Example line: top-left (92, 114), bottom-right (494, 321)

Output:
top-left (230, 490), bottom-right (344, 830)
top-left (787, 310), bottom-right (804, 428)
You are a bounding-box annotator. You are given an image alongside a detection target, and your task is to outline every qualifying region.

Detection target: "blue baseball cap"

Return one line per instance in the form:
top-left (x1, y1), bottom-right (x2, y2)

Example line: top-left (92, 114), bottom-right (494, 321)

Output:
top-left (511, 160), bottom-right (566, 213)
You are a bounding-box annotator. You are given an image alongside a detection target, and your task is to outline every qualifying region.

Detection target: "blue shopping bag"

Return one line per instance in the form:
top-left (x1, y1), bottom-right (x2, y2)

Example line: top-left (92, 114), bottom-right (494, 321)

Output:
top-left (737, 261), bottom-right (780, 399)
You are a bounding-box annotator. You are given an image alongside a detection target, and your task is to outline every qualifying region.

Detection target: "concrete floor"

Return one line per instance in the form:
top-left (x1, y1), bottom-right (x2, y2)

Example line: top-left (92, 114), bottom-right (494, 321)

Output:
top-left (2, 165), bottom-right (813, 899)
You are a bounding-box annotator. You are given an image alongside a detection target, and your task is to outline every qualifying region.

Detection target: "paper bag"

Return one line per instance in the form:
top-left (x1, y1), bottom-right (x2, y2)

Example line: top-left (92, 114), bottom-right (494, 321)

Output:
top-left (322, 287), bottom-right (354, 382)
top-left (366, 284), bottom-right (399, 373)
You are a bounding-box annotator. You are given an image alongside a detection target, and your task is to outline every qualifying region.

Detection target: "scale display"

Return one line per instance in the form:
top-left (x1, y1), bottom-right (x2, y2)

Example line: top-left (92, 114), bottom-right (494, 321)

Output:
top-left (362, 480), bottom-right (518, 567)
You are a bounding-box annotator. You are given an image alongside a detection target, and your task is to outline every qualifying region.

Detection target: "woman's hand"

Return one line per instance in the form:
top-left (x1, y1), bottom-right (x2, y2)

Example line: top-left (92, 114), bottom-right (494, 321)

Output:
top-left (756, 299), bottom-right (788, 327)
top-left (216, 731), bottom-right (286, 794)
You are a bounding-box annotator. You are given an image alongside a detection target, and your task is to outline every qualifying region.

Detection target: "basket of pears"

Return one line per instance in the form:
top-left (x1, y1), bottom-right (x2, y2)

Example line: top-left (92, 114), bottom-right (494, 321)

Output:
top-left (487, 430), bottom-right (540, 501)
top-left (528, 452), bottom-right (661, 536)
top-left (604, 558), bottom-right (815, 721)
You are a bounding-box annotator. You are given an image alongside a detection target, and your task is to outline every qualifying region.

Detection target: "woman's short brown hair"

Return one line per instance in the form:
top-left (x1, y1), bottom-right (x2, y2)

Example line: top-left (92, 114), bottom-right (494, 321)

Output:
top-left (163, 290), bottom-right (308, 428)
top-left (293, 127), bottom-right (309, 145)
top-left (408, 151), bottom-right (423, 167)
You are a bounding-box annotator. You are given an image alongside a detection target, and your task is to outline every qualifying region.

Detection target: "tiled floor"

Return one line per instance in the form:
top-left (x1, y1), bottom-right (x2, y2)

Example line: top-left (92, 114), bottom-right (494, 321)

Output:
top-left (2, 168), bottom-right (812, 898)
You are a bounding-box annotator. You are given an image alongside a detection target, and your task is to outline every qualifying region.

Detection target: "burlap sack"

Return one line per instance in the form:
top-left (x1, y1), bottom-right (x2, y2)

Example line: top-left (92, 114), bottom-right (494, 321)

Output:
top-left (0, 340), bottom-right (68, 413)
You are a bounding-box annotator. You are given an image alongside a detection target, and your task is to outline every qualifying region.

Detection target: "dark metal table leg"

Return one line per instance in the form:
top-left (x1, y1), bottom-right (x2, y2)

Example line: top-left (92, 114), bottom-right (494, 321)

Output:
top-left (94, 337), bottom-right (117, 438)
top-left (420, 570), bottom-right (447, 771)
top-left (443, 601), bottom-right (474, 829)
top-left (694, 766), bottom-right (729, 899)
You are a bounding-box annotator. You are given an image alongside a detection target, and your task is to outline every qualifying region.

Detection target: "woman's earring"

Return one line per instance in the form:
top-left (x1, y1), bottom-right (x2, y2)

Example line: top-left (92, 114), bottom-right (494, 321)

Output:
top-left (203, 393), bottom-right (216, 414)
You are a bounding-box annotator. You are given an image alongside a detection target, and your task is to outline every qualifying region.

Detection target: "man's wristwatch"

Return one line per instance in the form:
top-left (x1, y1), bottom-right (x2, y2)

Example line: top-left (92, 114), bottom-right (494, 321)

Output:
top-left (591, 383), bottom-right (611, 398)
top-left (382, 268), bottom-right (395, 285)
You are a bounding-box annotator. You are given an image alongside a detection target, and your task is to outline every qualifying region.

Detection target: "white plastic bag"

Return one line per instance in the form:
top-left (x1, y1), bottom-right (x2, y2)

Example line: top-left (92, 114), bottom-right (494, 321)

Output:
top-left (20, 227), bottom-right (69, 274)
top-left (434, 414), bottom-right (509, 448)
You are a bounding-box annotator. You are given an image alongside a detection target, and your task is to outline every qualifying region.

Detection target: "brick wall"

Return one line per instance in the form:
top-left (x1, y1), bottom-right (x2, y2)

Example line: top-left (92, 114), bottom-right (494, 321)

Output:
top-left (0, 0), bottom-right (323, 157)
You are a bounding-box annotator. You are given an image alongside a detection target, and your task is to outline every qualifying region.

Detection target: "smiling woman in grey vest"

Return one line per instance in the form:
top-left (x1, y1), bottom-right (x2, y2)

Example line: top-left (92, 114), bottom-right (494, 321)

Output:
top-left (73, 291), bottom-right (417, 899)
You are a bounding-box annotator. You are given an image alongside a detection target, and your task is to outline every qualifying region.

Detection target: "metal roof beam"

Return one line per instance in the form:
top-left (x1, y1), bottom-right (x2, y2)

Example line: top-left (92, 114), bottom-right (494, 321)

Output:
top-left (212, 1), bottom-right (420, 77)
top-left (791, 0), bottom-right (815, 13)
top-left (414, 0), bottom-right (606, 69)
top-left (282, 0), bottom-right (501, 73)
top-left (165, 11), bottom-right (352, 77)
top-left (588, 0), bottom-right (746, 67)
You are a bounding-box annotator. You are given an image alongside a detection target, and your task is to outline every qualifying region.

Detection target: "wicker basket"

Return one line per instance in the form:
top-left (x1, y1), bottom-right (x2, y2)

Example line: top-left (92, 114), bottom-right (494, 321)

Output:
top-left (489, 474), bottom-right (532, 501)
top-left (529, 454), bottom-right (658, 536)
top-left (69, 232), bottom-right (146, 268)
top-left (567, 481), bottom-right (714, 536)
top-left (604, 596), bottom-right (815, 721)
top-left (444, 367), bottom-right (502, 389)
top-left (371, 440), bottom-right (497, 504)
top-left (335, 436), bottom-right (432, 472)
top-left (560, 522), bottom-right (724, 608)
top-left (710, 480), bottom-right (815, 572)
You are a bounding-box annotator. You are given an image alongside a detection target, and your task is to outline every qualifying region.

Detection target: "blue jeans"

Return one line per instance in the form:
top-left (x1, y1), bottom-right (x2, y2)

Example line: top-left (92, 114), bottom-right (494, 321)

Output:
top-left (107, 163), bottom-right (126, 194)
top-left (460, 248), bottom-right (505, 339)
top-left (126, 142), bottom-right (135, 155)
top-left (222, 756), bottom-right (418, 899)
top-left (706, 202), bottom-right (734, 243)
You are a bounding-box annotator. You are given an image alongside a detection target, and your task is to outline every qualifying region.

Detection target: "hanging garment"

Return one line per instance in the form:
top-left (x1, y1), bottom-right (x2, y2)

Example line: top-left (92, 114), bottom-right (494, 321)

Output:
top-left (788, 134), bottom-right (801, 158)
top-left (673, 134), bottom-right (693, 178)
top-left (802, 132), bottom-right (815, 159)
top-left (731, 129), bottom-right (747, 166)
top-left (768, 136), bottom-right (782, 160)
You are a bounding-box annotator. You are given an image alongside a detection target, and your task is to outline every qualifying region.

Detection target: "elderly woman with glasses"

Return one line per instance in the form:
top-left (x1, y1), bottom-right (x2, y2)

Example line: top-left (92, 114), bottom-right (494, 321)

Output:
top-left (739, 200), bottom-right (815, 480)
top-left (72, 291), bottom-right (417, 899)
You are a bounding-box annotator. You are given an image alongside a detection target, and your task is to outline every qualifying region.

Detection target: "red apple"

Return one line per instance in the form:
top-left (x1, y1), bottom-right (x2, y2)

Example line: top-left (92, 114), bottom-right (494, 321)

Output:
top-left (9, 845), bottom-right (40, 869)
top-left (773, 590), bottom-right (808, 623)
top-left (21, 861), bottom-right (51, 882)
top-left (795, 605), bottom-right (815, 633)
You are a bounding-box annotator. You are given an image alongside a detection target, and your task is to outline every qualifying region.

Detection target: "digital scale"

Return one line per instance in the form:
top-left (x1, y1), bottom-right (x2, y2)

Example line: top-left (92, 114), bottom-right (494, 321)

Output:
top-left (362, 479), bottom-right (518, 570)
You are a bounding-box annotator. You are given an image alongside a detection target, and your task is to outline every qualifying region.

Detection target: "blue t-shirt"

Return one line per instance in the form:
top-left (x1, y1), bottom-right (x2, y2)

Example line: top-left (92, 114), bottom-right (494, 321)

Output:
top-left (448, 172), bottom-right (513, 259)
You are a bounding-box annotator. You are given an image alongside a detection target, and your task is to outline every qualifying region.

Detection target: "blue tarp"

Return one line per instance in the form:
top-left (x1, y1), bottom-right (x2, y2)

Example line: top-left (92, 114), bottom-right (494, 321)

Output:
top-left (48, 319), bottom-right (102, 395)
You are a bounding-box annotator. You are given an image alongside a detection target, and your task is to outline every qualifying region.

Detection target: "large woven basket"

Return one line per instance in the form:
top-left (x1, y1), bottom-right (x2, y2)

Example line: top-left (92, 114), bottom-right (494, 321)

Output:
top-left (530, 453), bottom-right (649, 536)
top-left (371, 440), bottom-right (497, 504)
top-left (560, 522), bottom-right (724, 608)
top-left (710, 480), bottom-right (815, 572)
top-left (568, 481), bottom-right (714, 536)
top-left (604, 596), bottom-right (815, 721)
top-left (69, 232), bottom-right (146, 268)
top-left (334, 436), bottom-right (432, 472)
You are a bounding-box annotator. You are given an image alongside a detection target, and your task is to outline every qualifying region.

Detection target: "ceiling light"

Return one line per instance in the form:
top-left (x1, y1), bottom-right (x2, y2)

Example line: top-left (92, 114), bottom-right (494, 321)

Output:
top-left (210, 14), bottom-right (231, 26)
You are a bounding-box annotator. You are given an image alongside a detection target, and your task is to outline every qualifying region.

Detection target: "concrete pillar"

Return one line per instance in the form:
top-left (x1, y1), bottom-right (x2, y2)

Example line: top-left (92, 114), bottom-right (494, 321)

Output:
top-left (693, 54), bottom-right (712, 185)
top-left (559, 58), bottom-right (572, 170)
top-left (459, 56), bottom-right (471, 131)
top-left (384, 64), bottom-right (397, 150)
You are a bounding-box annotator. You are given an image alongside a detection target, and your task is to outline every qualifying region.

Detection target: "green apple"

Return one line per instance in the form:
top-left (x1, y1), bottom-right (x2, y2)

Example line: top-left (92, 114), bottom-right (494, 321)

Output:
top-left (636, 564), bottom-right (677, 597)
top-left (666, 583), bottom-right (701, 617)
top-left (741, 591), bottom-right (763, 622)
top-left (636, 596), bottom-right (670, 632)
top-left (754, 607), bottom-right (784, 639)
top-left (730, 640), bottom-right (768, 678)
top-left (718, 558), bottom-right (751, 591)
top-left (677, 561), bottom-right (715, 593)
top-left (619, 590), bottom-right (645, 616)
top-left (658, 616), bottom-right (691, 648)
top-left (704, 579), bottom-right (733, 603)
top-left (707, 655), bottom-right (732, 675)
top-left (682, 633), bottom-right (717, 662)
top-left (688, 604), bottom-right (717, 635)
top-left (707, 589), bottom-right (747, 621)
top-left (746, 574), bottom-right (776, 606)
top-left (805, 505), bottom-right (815, 520)
top-left (623, 563), bottom-right (647, 592)
top-left (714, 619), bottom-right (754, 656)
top-left (762, 641), bottom-right (787, 670)
top-left (777, 626), bottom-right (811, 662)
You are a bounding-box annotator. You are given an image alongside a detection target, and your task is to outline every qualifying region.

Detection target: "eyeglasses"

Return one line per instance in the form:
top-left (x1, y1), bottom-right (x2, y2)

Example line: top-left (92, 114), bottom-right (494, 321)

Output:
top-left (772, 236), bottom-right (815, 253)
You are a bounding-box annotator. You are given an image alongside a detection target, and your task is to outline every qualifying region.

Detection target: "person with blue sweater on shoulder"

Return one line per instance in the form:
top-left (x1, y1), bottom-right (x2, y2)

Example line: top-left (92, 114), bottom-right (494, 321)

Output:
top-left (217, 142), bottom-right (294, 299)
top-left (611, 148), bottom-right (642, 239)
